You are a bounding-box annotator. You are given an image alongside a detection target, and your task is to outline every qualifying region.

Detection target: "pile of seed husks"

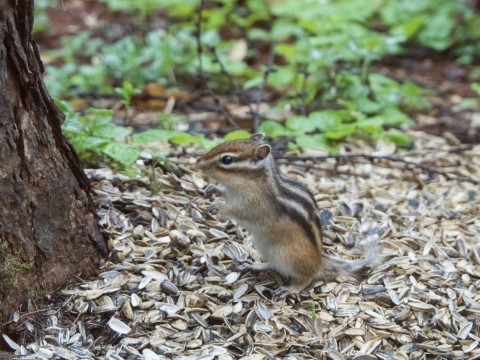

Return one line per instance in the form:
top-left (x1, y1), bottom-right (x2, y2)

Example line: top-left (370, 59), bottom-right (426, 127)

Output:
top-left (3, 132), bottom-right (480, 360)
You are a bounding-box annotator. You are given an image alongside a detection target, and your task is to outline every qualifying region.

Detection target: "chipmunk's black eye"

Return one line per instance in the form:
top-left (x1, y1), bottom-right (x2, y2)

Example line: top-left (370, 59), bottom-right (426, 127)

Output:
top-left (221, 155), bottom-right (234, 165)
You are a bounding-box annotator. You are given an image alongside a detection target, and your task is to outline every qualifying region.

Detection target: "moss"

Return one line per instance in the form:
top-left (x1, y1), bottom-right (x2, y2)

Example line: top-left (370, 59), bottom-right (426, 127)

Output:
top-left (0, 240), bottom-right (35, 291)
top-left (58, 254), bottom-right (72, 264)
top-left (31, 290), bottom-right (46, 306)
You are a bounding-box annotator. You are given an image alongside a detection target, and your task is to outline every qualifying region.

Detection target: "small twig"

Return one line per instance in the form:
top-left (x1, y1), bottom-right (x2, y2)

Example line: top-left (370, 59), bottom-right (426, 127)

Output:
top-left (209, 47), bottom-right (253, 108)
top-left (253, 42), bottom-right (276, 131)
top-left (1, 307), bottom-right (55, 328)
top-left (297, 65), bottom-right (309, 116)
top-left (277, 153), bottom-right (479, 185)
top-left (194, 0), bottom-right (239, 129)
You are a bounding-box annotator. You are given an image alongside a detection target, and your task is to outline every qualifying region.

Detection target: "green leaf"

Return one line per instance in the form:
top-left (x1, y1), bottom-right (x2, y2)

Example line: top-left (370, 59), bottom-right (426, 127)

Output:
top-left (132, 129), bottom-right (174, 143)
top-left (384, 131), bottom-right (413, 146)
top-left (169, 132), bottom-right (204, 145)
top-left (295, 134), bottom-right (338, 152)
top-left (359, 124), bottom-right (383, 138)
top-left (285, 115), bottom-right (314, 133)
top-left (55, 99), bottom-right (74, 114)
top-left (101, 142), bottom-right (140, 165)
top-left (248, 28), bottom-right (271, 41)
top-left (92, 124), bottom-right (132, 138)
top-left (258, 120), bottom-right (292, 137)
top-left (268, 66), bottom-right (295, 87)
top-left (391, 16), bottom-right (424, 39)
top-left (454, 98), bottom-right (478, 111)
top-left (271, 20), bottom-right (304, 41)
top-left (86, 108), bottom-right (114, 118)
top-left (378, 108), bottom-right (414, 126)
top-left (324, 124), bottom-right (357, 140)
top-left (224, 130), bottom-right (252, 141)
top-left (71, 135), bottom-right (109, 154)
top-left (285, 110), bottom-right (352, 134)
top-left (418, 7), bottom-right (455, 51)
top-left (243, 76), bottom-right (264, 90)
top-left (472, 83), bottom-right (480, 96)
top-left (62, 119), bottom-right (88, 134)
top-left (340, 97), bottom-right (382, 114)
top-left (357, 117), bottom-right (384, 137)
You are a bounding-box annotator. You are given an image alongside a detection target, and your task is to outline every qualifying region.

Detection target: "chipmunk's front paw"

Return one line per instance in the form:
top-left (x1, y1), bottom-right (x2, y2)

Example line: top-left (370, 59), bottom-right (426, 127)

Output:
top-left (272, 287), bottom-right (303, 302)
top-left (204, 184), bottom-right (223, 199)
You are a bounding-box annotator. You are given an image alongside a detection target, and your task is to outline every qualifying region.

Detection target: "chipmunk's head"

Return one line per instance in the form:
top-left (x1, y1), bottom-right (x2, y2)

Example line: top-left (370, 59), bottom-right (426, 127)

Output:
top-left (197, 133), bottom-right (272, 186)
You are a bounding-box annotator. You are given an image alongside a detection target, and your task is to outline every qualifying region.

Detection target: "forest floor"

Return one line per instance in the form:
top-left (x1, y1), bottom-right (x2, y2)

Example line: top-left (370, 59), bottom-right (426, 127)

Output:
top-left (4, 131), bottom-right (480, 360)
top-left (2, 1), bottom-right (480, 359)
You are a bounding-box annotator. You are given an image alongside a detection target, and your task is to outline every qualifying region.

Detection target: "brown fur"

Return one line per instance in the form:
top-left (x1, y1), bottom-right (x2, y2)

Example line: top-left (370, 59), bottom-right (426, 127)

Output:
top-left (198, 134), bottom-right (378, 297)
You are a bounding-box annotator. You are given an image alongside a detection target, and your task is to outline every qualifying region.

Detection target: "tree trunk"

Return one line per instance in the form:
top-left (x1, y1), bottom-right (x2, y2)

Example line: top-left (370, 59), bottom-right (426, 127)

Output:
top-left (0, 0), bottom-right (106, 344)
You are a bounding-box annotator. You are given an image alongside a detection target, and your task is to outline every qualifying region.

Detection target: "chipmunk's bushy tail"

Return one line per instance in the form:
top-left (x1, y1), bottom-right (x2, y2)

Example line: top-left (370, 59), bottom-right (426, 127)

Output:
top-left (321, 231), bottom-right (382, 282)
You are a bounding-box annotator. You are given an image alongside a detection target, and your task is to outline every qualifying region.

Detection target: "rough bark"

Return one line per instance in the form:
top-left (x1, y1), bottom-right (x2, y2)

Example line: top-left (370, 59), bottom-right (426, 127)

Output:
top-left (0, 0), bottom-right (107, 345)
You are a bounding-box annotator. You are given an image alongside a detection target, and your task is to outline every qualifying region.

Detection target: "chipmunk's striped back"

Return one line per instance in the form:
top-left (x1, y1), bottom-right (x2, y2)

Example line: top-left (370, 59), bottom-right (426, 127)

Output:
top-left (271, 168), bottom-right (322, 248)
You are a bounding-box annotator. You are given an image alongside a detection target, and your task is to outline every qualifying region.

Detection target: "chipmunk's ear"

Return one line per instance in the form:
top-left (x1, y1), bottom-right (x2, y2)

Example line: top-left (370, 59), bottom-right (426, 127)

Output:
top-left (254, 144), bottom-right (271, 161)
top-left (250, 132), bottom-right (265, 143)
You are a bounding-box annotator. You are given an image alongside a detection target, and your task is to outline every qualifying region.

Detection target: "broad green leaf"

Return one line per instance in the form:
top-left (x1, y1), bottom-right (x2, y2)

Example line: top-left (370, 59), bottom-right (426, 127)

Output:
top-left (87, 108), bottom-right (114, 118)
top-left (92, 124), bottom-right (132, 138)
top-left (268, 66), bottom-right (295, 87)
top-left (385, 131), bottom-right (413, 146)
top-left (62, 119), bottom-right (88, 134)
top-left (55, 99), bottom-right (74, 114)
top-left (418, 7), bottom-right (454, 51)
top-left (258, 120), bottom-right (292, 138)
top-left (378, 108), bottom-right (414, 126)
top-left (285, 116), bottom-right (314, 133)
top-left (347, 97), bottom-right (382, 114)
top-left (248, 28), bottom-right (271, 41)
top-left (243, 76), bottom-right (264, 90)
top-left (271, 20), bottom-right (304, 41)
top-left (71, 136), bottom-right (109, 154)
top-left (169, 132), bottom-right (203, 145)
top-left (455, 98), bottom-right (478, 111)
top-left (101, 142), bottom-right (140, 165)
top-left (132, 129), bottom-right (174, 143)
top-left (308, 110), bottom-right (350, 132)
top-left (359, 124), bottom-right (383, 138)
top-left (472, 83), bottom-right (480, 96)
top-left (357, 117), bottom-right (384, 137)
top-left (391, 16), bottom-right (424, 39)
top-left (324, 124), bottom-right (357, 140)
top-left (295, 134), bottom-right (337, 152)
top-left (224, 130), bottom-right (251, 141)
top-left (358, 117), bottom-right (386, 128)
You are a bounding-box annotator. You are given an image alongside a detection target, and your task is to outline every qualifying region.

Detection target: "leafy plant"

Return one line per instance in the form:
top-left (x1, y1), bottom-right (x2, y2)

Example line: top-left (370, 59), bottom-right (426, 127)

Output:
top-left (44, 30), bottom-right (198, 98)
top-left (100, 0), bottom-right (165, 20)
top-left (59, 100), bottom-right (221, 170)
top-left (58, 101), bottom-right (140, 167)
top-left (379, 0), bottom-right (480, 63)
top-left (44, 0), bottom-right (480, 155)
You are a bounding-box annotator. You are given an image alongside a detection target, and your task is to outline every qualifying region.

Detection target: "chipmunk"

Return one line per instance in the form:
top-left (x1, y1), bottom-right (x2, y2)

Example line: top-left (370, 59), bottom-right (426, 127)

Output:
top-left (197, 133), bottom-right (378, 298)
